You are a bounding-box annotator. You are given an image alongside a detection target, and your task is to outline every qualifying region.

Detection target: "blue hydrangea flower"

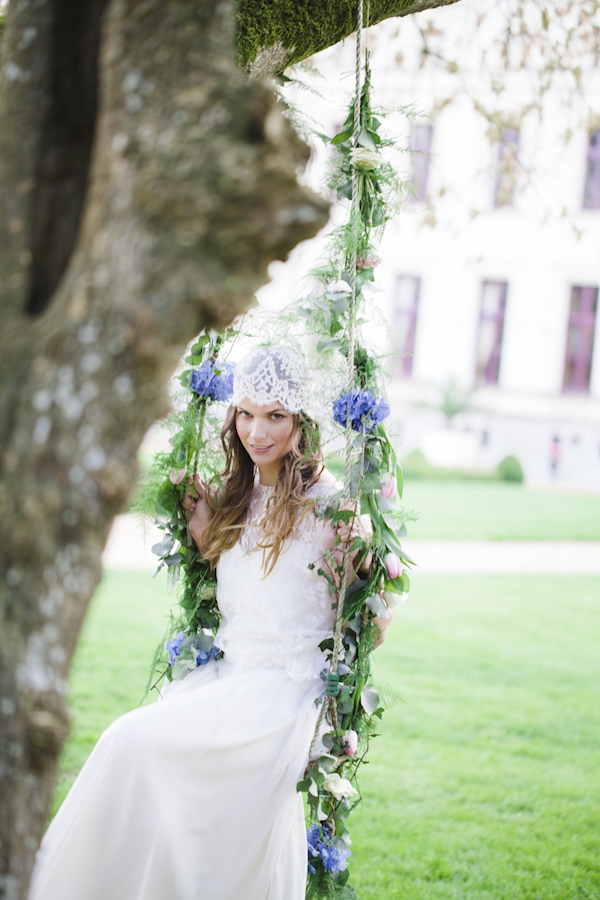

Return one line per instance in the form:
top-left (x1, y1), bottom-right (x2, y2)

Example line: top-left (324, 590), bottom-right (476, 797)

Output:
top-left (194, 644), bottom-right (220, 667)
top-left (164, 632), bottom-right (187, 666)
top-left (306, 823), bottom-right (351, 875)
top-left (190, 360), bottom-right (235, 402)
top-left (332, 389), bottom-right (390, 432)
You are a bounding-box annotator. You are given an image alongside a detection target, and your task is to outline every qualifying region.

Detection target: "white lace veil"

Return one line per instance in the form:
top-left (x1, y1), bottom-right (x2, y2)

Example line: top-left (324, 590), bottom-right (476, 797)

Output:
top-left (231, 345), bottom-right (313, 416)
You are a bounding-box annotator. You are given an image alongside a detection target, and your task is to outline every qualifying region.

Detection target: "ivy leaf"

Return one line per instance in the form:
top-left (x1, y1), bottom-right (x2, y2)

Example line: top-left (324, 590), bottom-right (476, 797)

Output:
top-left (360, 684), bottom-right (380, 716)
top-left (384, 575), bottom-right (404, 595)
top-left (190, 336), bottom-right (209, 355)
top-left (337, 181), bottom-right (352, 201)
top-left (331, 130), bottom-right (352, 144)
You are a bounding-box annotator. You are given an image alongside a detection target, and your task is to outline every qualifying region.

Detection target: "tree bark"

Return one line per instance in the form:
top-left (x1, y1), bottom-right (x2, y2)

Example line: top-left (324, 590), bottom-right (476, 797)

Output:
top-left (0, 1), bottom-right (328, 896)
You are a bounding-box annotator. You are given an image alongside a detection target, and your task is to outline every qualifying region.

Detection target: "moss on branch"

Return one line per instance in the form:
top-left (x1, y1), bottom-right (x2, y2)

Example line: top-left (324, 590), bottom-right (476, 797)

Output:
top-left (236, 0), bottom-right (461, 74)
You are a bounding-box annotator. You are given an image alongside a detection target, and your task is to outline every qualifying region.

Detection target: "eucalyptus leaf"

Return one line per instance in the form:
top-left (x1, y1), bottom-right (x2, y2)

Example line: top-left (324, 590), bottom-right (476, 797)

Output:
top-left (151, 536), bottom-right (174, 557)
top-left (297, 306), bottom-right (313, 319)
top-left (164, 552), bottom-right (184, 567)
top-left (366, 593), bottom-right (389, 619)
top-left (316, 338), bottom-right (342, 353)
top-left (360, 684), bottom-right (380, 716)
top-left (360, 471), bottom-right (381, 493)
top-left (357, 129), bottom-right (377, 151)
top-left (378, 493), bottom-right (396, 512)
top-left (329, 296), bottom-right (349, 314)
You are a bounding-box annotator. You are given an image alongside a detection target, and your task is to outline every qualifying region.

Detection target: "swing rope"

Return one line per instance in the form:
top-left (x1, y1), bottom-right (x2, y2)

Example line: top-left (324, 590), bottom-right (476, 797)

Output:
top-left (309, 0), bottom-right (364, 757)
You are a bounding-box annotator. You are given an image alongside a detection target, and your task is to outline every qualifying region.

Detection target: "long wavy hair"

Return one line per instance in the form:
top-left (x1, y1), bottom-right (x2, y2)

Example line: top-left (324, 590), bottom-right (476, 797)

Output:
top-left (201, 406), bottom-right (324, 574)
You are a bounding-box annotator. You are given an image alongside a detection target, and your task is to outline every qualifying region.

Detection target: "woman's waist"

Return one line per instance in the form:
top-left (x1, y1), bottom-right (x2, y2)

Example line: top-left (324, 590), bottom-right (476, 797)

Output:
top-left (214, 625), bottom-right (331, 679)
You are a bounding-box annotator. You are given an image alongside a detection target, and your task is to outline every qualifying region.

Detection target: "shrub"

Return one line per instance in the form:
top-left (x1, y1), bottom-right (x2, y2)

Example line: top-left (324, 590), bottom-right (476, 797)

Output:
top-left (496, 454), bottom-right (524, 483)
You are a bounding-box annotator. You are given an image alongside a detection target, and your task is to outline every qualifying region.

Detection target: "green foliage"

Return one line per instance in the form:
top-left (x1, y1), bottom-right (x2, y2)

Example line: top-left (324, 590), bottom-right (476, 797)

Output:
top-left (401, 448), bottom-right (496, 482)
top-left (496, 453), bottom-right (524, 483)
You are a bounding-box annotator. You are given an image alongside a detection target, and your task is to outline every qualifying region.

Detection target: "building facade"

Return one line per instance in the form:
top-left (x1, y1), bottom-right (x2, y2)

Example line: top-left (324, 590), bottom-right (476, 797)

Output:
top-left (258, 2), bottom-right (600, 487)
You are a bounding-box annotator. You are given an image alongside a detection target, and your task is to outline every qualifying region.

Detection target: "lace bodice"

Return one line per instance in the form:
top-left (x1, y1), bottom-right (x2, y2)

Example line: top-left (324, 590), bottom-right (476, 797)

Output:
top-left (214, 480), bottom-right (338, 683)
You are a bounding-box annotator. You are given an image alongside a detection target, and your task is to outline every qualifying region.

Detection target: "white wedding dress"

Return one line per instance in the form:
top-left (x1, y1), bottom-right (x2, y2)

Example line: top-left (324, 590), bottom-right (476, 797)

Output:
top-left (29, 481), bottom-right (336, 900)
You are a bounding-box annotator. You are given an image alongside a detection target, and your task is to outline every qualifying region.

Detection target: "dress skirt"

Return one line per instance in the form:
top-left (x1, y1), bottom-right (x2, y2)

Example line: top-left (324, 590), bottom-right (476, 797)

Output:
top-left (28, 658), bottom-right (324, 900)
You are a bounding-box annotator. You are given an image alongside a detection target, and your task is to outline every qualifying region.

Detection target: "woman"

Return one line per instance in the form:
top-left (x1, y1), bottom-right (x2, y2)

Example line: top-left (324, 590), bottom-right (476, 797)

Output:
top-left (29, 345), bottom-right (390, 900)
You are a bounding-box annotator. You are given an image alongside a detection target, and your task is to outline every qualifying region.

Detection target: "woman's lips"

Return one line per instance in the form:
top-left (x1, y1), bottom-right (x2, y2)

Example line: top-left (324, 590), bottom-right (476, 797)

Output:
top-left (249, 444), bottom-right (274, 454)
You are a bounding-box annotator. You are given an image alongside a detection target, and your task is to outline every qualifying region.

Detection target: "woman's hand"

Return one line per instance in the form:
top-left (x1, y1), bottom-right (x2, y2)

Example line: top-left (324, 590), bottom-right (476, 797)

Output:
top-left (182, 475), bottom-right (212, 554)
top-left (321, 503), bottom-right (371, 581)
top-left (372, 604), bottom-right (393, 650)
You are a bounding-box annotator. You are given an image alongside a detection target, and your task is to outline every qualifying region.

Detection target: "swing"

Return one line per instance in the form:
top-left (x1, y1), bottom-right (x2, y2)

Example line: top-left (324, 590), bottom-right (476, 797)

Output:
top-left (139, 3), bottom-right (413, 895)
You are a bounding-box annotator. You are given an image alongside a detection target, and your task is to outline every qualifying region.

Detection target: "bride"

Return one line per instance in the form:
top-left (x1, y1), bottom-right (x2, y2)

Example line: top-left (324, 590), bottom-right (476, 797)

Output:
top-left (28, 345), bottom-right (391, 900)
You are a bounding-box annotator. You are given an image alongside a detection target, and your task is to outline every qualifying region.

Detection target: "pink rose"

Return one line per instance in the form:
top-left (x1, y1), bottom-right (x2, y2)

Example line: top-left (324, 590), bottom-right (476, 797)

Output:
top-left (381, 473), bottom-right (397, 498)
top-left (170, 467), bottom-right (187, 485)
top-left (384, 552), bottom-right (402, 580)
top-left (342, 729), bottom-right (358, 756)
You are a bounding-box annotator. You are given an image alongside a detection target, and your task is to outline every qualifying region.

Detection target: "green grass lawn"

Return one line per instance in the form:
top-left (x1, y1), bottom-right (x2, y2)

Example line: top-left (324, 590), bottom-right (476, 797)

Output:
top-left (53, 570), bottom-right (600, 898)
top-left (399, 481), bottom-right (600, 541)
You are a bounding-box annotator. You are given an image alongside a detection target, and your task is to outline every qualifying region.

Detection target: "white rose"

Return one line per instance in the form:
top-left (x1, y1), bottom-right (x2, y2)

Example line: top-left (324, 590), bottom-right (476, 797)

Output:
top-left (383, 590), bottom-right (409, 609)
top-left (322, 772), bottom-right (358, 799)
top-left (349, 147), bottom-right (382, 170)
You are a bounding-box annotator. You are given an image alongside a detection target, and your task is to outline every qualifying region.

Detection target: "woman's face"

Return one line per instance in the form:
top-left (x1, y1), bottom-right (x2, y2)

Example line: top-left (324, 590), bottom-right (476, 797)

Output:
top-left (235, 398), bottom-right (295, 479)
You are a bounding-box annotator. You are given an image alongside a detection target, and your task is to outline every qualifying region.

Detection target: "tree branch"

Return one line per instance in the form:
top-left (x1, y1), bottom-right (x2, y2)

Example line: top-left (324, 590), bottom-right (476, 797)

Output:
top-left (236, 0), bottom-right (463, 76)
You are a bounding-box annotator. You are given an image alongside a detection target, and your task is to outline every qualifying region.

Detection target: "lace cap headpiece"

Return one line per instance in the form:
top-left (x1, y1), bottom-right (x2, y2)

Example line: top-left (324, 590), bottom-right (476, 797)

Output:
top-left (231, 345), bottom-right (311, 415)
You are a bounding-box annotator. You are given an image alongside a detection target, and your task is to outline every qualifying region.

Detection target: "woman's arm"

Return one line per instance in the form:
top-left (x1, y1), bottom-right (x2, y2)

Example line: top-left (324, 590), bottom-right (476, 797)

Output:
top-left (181, 475), bottom-right (212, 555)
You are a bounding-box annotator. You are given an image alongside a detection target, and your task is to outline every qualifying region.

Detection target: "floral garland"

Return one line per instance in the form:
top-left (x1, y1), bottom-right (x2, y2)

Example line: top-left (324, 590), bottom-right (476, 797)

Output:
top-left (137, 53), bottom-right (412, 900)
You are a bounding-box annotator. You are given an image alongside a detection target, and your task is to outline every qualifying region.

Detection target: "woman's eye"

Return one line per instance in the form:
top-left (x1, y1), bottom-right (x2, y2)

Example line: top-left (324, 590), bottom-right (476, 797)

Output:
top-left (271, 414), bottom-right (283, 420)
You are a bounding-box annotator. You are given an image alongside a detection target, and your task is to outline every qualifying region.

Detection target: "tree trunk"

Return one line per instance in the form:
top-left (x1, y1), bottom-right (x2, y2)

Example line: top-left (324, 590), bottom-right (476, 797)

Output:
top-left (0, 1), bottom-right (328, 896)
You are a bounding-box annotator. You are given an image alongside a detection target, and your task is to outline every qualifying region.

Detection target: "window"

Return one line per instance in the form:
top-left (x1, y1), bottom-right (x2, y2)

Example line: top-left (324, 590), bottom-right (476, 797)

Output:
top-left (393, 276), bottom-right (420, 377)
top-left (563, 285), bottom-right (598, 392)
top-left (583, 130), bottom-right (600, 209)
top-left (410, 124), bottom-right (433, 204)
top-left (476, 281), bottom-right (507, 385)
top-left (494, 127), bottom-right (519, 208)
